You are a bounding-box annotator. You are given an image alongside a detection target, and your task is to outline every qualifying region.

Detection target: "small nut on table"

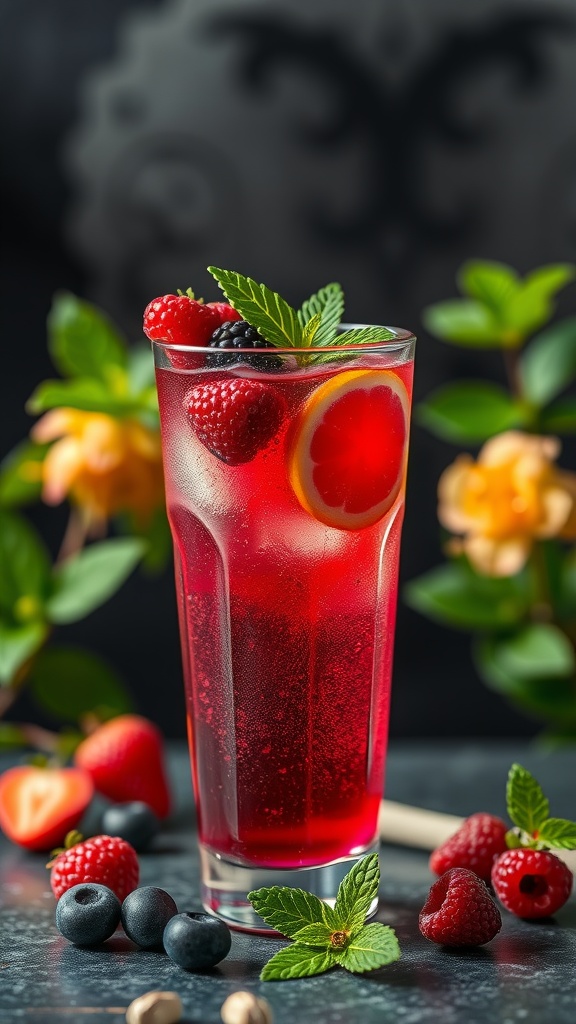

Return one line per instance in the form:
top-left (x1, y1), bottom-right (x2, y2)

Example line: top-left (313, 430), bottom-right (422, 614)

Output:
top-left (126, 990), bottom-right (183, 1024)
top-left (221, 990), bottom-right (274, 1024)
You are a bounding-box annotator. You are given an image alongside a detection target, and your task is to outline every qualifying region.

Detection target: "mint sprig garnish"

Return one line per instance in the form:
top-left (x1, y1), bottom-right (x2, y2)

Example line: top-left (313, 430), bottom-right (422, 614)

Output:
top-left (248, 853), bottom-right (401, 982)
top-left (207, 268), bottom-right (395, 354)
top-left (505, 763), bottom-right (576, 850)
top-left (297, 282), bottom-right (345, 346)
top-left (207, 267), bottom-right (302, 348)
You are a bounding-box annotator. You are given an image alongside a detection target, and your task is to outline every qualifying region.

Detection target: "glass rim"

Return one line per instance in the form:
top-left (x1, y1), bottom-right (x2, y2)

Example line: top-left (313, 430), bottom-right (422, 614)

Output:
top-left (150, 322), bottom-right (416, 355)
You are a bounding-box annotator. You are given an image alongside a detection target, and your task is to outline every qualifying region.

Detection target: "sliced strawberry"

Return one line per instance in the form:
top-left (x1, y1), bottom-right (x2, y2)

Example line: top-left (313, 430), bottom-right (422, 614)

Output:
top-left (74, 715), bottom-right (171, 819)
top-left (0, 766), bottom-right (94, 851)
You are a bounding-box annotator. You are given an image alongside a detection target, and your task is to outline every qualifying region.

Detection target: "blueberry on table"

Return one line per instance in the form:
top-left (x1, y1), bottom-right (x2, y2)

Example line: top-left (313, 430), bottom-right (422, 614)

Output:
top-left (101, 802), bottom-right (159, 851)
top-left (163, 912), bottom-right (232, 970)
top-left (56, 883), bottom-right (121, 946)
top-left (121, 886), bottom-right (178, 949)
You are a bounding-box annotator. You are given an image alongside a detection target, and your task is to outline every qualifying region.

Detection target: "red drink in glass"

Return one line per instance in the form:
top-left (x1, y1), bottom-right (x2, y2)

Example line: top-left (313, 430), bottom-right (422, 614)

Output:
top-left (153, 330), bottom-right (414, 928)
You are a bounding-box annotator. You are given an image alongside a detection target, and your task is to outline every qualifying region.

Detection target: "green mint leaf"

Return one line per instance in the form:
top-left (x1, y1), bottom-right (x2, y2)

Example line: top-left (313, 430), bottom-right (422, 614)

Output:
top-left (292, 922), bottom-right (334, 947)
top-left (297, 283), bottom-right (345, 346)
top-left (248, 886), bottom-right (339, 938)
top-left (260, 943), bottom-right (334, 981)
top-left (302, 312), bottom-right (322, 347)
top-left (207, 267), bottom-right (302, 348)
top-left (506, 763), bottom-right (550, 836)
top-left (333, 853), bottom-right (379, 933)
top-left (333, 923), bottom-right (401, 974)
top-left (537, 817), bottom-right (576, 850)
top-left (335, 327), bottom-right (395, 346)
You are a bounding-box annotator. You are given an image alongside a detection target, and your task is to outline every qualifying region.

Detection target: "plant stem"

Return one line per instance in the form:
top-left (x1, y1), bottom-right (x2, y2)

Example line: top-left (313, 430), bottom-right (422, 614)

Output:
top-left (503, 346), bottom-right (522, 400)
top-left (57, 507), bottom-right (89, 564)
top-left (0, 686), bottom-right (19, 719)
top-left (529, 542), bottom-right (553, 623)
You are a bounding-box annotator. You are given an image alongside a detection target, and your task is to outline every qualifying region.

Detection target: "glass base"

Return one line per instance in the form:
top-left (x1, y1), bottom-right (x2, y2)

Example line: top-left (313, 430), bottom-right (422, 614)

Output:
top-left (200, 842), bottom-right (380, 932)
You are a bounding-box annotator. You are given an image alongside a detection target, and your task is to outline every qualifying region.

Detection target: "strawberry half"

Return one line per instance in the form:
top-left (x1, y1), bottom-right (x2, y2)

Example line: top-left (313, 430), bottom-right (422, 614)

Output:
top-left (74, 715), bottom-right (171, 819)
top-left (0, 766), bottom-right (94, 851)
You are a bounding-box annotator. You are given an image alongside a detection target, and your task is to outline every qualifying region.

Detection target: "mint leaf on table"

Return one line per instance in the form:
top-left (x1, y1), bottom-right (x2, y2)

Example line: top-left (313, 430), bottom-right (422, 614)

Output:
top-left (333, 923), bottom-right (401, 974)
top-left (260, 944), bottom-right (334, 981)
top-left (506, 763), bottom-right (550, 837)
top-left (247, 886), bottom-right (339, 937)
top-left (333, 852), bottom-right (380, 933)
top-left (207, 267), bottom-right (303, 348)
top-left (297, 282), bottom-right (345, 346)
top-left (248, 854), bottom-right (401, 982)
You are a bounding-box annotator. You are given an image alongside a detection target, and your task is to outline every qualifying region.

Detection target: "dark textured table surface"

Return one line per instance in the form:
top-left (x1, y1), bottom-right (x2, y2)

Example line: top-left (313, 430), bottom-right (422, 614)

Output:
top-left (1, 741), bottom-right (575, 1024)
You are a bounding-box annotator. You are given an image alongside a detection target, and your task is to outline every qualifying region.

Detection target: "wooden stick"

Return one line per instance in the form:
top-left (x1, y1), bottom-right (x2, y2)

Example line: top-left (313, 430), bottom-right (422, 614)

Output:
top-left (378, 799), bottom-right (576, 872)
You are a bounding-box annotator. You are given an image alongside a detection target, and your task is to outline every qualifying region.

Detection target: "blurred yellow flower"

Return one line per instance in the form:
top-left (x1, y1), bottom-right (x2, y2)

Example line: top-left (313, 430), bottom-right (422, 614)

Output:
top-left (438, 431), bottom-right (576, 577)
top-left (31, 409), bottom-right (164, 527)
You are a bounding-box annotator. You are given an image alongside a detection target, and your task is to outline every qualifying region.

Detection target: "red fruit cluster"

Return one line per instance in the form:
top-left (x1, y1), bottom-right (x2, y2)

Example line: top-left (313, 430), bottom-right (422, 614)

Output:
top-left (50, 834), bottom-right (139, 902)
top-left (419, 867), bottom-right (502, 946)
top-left (430, 813), bottom-right (508, 883)
top-left (185, 379), bottom-right (285, 465)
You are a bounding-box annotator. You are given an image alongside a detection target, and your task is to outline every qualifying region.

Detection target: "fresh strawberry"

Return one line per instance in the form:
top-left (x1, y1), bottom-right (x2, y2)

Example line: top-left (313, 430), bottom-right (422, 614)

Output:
top-left (430, 813), bottom-right (508, 883)
top-left (0, 766), bottom-right (94, 852)
top-left (74, 715), bottom-right (171, 819)
top-left (143, 293), bottom-right (219, 346)
top-left (206, 301), bottom-right (242, 325)
top-left (419, 867), bottom-right (502, 946)
top-left (185, 379), bottom-right (286, 465)
top-left (50, 832), bottom-right (139, 901)
top-left (491, 848), bottom-right (573, 919)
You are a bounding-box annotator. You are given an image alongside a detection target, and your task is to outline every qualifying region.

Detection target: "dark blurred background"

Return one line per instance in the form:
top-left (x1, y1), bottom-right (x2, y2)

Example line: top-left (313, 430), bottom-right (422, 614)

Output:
top-left (2, 0), bottom-right (576, 738)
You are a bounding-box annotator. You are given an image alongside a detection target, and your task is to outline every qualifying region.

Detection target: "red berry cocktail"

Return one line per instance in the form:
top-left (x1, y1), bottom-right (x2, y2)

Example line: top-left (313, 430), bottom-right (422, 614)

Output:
top-left (147, 271), bottom-right (415, 929)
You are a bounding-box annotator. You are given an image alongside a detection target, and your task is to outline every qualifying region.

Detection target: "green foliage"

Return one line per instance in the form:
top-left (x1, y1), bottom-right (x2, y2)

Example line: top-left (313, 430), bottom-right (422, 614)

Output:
top-left (416, 381), bottom-right (525, 443)
top-left (506, 763), bottom-right (550, 835)
top-left (29, 646), bottom-right (132, 723)
top-left (27, 378), bottom-right (152, 418)
top-left (208, 267), bottom-right (303, 348)
top-left (333, 852), bottom-right (380, 934)
top-left (413, 258), bottom-right (576, 736)
top-left (0, 510), bottom-right (52, 620)
top-left (297, 283), bottom-right (345, 346)
top-left (424, 260), bottom-right (575, 348)
top-left (0, 441), bottom-right (48, 508)
top-left (504, 763), bottom-right (576, 850)
top-left (46, 538), bottom-right (146, 624)
top-left (404, 561), bottom-right (528, 630)
top-left (519, 317), bottom-right (576, 407)
top-left (333, 924), bottom-right (400, 975)
top-left (48, 291), bottom-right (128, 384)
top-left (0, 621), bottom-right (48, 685)
top-left (250, 854), bottom-right (399, 981)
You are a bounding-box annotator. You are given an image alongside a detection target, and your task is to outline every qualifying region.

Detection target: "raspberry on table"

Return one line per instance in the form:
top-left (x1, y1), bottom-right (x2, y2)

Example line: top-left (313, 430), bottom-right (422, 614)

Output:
top-left (419, 867), bottom-right (502, 946)
top-left (207, 320), bottom-right (283, 371)
top-left (185, 378), bottom-right (286, 465)
top-left (143, 293), bottom-right (219, 347)
top-left (491, 848), bottom-right (573, 919)
top-left (50, 834), bottom-right (139, 903)
top-left (430, 813), bottom-right (508, 883)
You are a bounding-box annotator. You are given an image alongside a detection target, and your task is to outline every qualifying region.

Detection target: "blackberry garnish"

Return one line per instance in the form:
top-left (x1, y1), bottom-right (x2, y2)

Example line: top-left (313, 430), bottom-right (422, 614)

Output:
top-left (207, 320), bottom-right (283, 371)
